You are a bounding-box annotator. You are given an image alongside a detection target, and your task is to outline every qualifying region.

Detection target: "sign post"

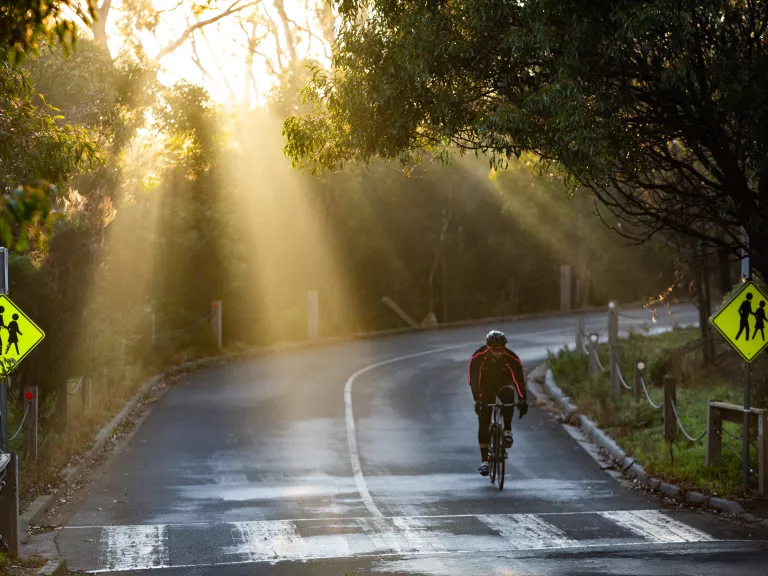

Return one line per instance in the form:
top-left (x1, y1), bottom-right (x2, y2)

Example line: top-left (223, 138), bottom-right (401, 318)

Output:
top-left (741, 230), bottom-right (750, 283)
top-left (0, 247), bottom-right (7, 451)
top-left (710, 276), bottom-right (768, 486)
top-left (0, 291), bottom-right (47, 446)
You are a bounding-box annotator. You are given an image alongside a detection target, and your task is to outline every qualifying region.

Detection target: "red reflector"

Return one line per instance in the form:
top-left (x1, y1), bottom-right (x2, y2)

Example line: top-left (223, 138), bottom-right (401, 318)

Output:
top-left (25, 391), bottom-right (34, 400)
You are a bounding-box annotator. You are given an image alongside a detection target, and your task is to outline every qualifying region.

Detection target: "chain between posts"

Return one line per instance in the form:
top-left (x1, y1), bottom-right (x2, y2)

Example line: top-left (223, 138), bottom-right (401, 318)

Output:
top-left (67, 377), bottom-right (83, 396)
top-left (39, 391), bottom-right (58, 420)
top-left (639, 376), bottom-right (663, 409)
top-left (615, 361), bottom-right (633, 391)
top-left (592, 347), bottom-right (604, 371)
top-left (169, 311), bottom-right (214, 335)
top-left (668, 397), bottom-right (707, 442)
top-left (8, 404), bottom-right (29, 442)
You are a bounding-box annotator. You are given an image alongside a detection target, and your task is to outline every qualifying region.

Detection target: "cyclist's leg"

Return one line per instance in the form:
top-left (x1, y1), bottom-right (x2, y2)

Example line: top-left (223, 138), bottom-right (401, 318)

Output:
top-left (498, 385), bottom-right (516, 431)
top-left (478, 404), bottom-right (491, 462)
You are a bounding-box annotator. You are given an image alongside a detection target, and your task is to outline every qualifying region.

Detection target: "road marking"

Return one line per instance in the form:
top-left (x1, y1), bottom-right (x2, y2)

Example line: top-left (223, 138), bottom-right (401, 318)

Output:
top-left (392, 516), bottom-right (448, 553)
top-left (477, 514), bottom-right (580, 550)
top-left (97, 524), bottom-right (170, 572)
top-left (344, 343), bottom-right (475, 518)
top-left (597, 510), bottom-right (716, 543)
top-left (228, 520), bottom-right (309, 561)
top-left (83, 510), bottom-right (725, 573)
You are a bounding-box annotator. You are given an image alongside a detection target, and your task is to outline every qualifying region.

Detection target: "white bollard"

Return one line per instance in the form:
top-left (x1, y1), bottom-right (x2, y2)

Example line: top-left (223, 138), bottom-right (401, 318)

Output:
top-left (211, 301), bottom-right (223, 350)
top-left (307, 290), bottom-right (319, 340)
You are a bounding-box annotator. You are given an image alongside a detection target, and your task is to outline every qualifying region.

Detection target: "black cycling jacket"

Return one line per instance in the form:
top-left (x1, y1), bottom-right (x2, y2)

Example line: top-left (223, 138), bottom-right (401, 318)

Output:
top-left (467, 345), bottom-right (527, 402)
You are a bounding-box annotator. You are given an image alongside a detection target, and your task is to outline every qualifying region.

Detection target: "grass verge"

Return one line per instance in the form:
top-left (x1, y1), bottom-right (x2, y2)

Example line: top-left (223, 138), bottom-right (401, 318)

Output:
top-left (548, 327), bottom-right (762, 499)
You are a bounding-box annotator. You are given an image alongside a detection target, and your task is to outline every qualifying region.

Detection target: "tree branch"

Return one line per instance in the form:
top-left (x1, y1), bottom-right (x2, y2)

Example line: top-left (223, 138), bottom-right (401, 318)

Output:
top-left (154, 0), bottom-right (261, 61)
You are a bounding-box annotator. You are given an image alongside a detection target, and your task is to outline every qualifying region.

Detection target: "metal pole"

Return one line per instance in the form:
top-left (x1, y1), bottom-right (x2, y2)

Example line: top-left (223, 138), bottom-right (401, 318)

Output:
top-left (0, 381), bottom-right (6, 451)
top-left (0, 247), bottom-right (7, 451)
top-left (743, 232), bottom-right (751, 486)
top-left (23, 386), bottom-right (38, 460)
top-left (741, 229), bottom-right (750, 282)
top-left (744, 361), bottom-right (751, 486)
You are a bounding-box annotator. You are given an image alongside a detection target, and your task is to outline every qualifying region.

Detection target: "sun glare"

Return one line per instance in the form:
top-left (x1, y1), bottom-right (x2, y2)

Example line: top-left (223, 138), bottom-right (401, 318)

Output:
top-left (104, 0), bottom-right (332, 106)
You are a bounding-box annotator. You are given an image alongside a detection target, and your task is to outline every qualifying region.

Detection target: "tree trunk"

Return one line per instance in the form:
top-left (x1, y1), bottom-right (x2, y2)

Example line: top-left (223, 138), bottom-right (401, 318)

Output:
top-left (717, 245), bottom-right (732, 295)
top-left (93, 0), bottom-right (112, 46)
top-left (427, 196), bottom-right (452, 316)
top-left (696, 241), bottom-right (714, 365)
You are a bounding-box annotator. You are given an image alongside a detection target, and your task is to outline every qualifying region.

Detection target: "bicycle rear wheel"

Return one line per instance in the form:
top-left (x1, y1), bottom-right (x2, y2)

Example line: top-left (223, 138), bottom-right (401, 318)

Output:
top-left (496, 426), bottom-right (505, 490)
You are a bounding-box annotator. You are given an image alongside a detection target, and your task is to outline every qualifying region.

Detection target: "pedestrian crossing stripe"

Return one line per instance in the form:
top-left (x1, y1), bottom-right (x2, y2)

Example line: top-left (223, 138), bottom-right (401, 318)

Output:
top-left (68, 510), bottom-right (718, 573)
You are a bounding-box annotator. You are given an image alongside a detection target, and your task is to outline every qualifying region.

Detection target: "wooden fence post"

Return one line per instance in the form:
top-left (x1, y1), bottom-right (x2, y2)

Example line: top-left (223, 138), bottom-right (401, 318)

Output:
top-left (664, 374), bottom-right (677, 442)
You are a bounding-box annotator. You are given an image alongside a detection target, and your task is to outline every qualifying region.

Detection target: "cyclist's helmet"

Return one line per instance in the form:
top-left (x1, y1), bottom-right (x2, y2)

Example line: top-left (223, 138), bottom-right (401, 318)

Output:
top-left (486, 330), bottom-right (507, 347)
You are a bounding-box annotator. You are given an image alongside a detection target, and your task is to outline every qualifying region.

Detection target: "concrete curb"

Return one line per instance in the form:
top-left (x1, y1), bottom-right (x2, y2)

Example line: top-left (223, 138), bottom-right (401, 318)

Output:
top-left (16, 299), bottom-right (648, 542)
top-left (541, 367), bottom-right (767, 527)
top-left (36, 558), bottom-right (67, 576)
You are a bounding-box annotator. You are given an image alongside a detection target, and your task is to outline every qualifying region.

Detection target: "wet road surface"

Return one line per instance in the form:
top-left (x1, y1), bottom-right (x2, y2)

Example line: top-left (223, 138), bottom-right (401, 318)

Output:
top-left (52, 306), bottom-right (768, 574)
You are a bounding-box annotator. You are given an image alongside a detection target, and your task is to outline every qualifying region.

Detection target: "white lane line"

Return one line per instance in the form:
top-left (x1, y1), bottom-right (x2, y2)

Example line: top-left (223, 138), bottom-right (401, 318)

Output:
top-left (97, 524), bottom-right (170, 572)
top-left (344, 343), bottom-right (475, 518)
top-left (477, 514), bottom-right (580, 550)
top-left (597, 510), bottom-right (717, 543)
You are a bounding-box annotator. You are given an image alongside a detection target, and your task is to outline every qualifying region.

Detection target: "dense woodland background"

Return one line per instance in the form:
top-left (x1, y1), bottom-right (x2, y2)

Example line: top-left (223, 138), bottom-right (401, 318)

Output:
top-left (0, 1), bottom-right (751, 430)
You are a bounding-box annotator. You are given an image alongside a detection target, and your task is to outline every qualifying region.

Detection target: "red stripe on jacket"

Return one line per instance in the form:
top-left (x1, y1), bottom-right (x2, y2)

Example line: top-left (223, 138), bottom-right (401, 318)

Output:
top-left (467, 346), bottom-right (489, 383)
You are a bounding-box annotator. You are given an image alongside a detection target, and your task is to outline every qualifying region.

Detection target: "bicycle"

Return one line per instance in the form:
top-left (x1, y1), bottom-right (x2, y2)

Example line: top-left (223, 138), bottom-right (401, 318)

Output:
top-left (486, 399), bottom-right (516, 490)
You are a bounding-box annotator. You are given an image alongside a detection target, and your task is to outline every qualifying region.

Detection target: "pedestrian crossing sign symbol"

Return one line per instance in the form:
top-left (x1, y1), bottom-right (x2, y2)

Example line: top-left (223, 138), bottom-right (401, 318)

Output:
top-left (0, 294), bottom-right (45, 376)
top-left (710, 281), bottom-right (768, 362)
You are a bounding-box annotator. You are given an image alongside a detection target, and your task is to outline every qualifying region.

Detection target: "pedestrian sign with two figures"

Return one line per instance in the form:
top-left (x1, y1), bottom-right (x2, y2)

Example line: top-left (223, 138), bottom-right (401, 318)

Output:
top-left (0, 294), bottom-right (45, 376)
top-left (710, 281), bottom-right (768, 362)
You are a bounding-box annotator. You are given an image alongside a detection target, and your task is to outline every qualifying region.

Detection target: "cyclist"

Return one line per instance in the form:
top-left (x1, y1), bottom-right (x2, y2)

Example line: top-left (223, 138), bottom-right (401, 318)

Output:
top-left (468, 330), bottom-right (528, 476)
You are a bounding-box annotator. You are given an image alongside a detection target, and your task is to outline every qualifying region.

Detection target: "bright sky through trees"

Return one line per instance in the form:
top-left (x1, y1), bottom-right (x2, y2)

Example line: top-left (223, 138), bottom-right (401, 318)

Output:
top-left (99, 0), bottom-right (332, 106)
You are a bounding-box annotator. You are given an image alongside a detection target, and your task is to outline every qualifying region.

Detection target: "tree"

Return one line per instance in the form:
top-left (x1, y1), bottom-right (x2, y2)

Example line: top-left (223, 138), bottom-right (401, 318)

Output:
top-left (0, 62), bottom-right (100, 250)
top-left (0, 1), bottom-right (104, 250)
top-left (0, 0), bottom-right (96, 61)
top-left (283, 0), bottom-right (768, 282)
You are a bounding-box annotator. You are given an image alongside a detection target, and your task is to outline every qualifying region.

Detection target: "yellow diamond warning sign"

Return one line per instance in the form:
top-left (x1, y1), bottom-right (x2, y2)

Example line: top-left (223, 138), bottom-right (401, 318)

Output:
top-left (0, 294), bottom-right (45, 375)
top-left (710, 281), bottom-right (768, 363)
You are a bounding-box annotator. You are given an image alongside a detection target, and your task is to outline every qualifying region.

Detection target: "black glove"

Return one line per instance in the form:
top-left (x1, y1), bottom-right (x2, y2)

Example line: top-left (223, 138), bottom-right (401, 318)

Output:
top-left (474, 401), bottom-right (483, 416)
top-left (518, 399), bottom-right (528, 419)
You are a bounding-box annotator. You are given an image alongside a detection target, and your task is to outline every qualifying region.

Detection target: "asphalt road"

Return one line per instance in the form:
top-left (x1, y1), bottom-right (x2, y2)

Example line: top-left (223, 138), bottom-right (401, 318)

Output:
top-left (51, 305), bottom-right (768, 575)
